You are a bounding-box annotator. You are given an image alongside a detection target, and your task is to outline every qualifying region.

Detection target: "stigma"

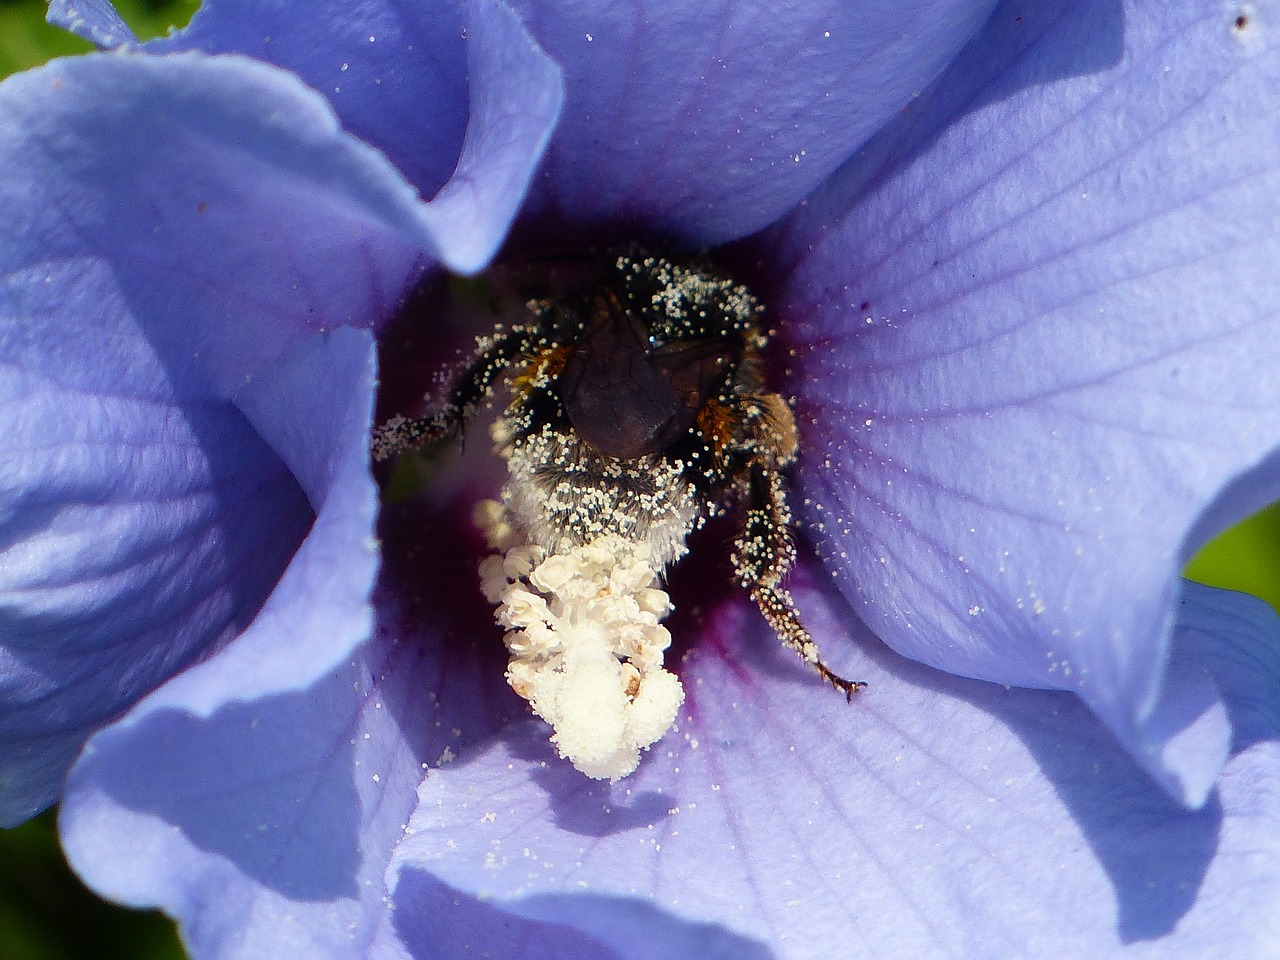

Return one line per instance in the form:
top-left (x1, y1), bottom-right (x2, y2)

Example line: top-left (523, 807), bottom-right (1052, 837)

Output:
top-left (476, 500), bottom-right (685, 780)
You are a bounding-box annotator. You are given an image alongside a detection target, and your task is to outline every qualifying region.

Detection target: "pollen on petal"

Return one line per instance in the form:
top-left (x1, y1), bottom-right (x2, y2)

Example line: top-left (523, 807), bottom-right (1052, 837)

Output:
top-left (477, 507), bottom-right (685, 780)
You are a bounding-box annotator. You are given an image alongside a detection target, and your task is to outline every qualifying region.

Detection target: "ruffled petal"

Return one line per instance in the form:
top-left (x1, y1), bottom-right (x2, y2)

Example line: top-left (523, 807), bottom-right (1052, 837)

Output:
top-left (59, 331), bottom-right (401, 960)
top-left (153, 0), bottom-right (564, 271)
top-left (58, 470), bottom-right (511, 960)
top-left (0, 49), bottom-right (441, 822)
top-left (510, 0), bottom-right (999, 243)
top-left (765, 0), bottom-right (1280, 804)
top-left (46, 0), bottom-right (137, 48)
top-left (427, 0), bottom-right (565, 272)
top-left (389, 575), bottom-right (1280, 960)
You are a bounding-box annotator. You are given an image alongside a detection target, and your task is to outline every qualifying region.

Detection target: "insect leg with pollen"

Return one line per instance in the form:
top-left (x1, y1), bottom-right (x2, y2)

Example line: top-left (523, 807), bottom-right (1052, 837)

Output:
top-left (724, 392), bottom-right (867, 701)
top-left (371, 323), bottom-right (549, 462)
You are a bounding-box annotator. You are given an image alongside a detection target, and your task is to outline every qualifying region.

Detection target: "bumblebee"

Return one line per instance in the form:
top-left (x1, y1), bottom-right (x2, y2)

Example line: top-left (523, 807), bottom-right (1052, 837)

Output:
top-left (375, 248), bottom-right (862, 778)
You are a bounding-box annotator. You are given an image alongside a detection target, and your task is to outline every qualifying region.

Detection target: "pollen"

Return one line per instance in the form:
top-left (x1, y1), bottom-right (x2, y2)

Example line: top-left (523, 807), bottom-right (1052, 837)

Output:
top-left (375, 245), bottom-right (862, 780)
top-left (510, 344), bottom-right (570, 396)
top-left (477, 503), bottom-right (685, 781)
top-left (695, 398), bottom-right (736, 458)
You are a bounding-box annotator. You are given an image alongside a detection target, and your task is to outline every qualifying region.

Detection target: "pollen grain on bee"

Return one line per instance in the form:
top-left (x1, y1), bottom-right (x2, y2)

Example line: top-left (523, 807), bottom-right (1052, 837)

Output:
top-left (376, 246), bottom-right (863, 778)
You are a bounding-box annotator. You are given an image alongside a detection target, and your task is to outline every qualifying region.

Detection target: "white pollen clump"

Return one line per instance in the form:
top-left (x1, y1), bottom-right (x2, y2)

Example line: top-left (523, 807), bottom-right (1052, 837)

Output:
top-left (477, 503), bottom-right (685, 780)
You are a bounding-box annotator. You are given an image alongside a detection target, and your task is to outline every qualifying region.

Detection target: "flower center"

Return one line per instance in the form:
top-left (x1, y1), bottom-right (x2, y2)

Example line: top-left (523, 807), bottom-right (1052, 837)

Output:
top-left (373, 245), bottom-right (862, 780)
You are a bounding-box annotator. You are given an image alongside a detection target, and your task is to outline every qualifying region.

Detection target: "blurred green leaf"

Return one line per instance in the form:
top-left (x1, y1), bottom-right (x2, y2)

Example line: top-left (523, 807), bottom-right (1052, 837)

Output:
top-left (0, 0), bottom-right (200, 79)
top-left (0, 811), bottom-right (186, 960)
top-left (1186, 500), bottom-right (1280, 615)
top-left (0, 0), bottom-right (91, 77)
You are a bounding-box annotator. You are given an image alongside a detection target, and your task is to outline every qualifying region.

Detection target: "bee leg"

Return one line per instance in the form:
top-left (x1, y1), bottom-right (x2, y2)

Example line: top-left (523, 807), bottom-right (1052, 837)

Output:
top-left (372, 325), bottom-right (536, 461)
top-left (731, 464), bottom-right (866, 701)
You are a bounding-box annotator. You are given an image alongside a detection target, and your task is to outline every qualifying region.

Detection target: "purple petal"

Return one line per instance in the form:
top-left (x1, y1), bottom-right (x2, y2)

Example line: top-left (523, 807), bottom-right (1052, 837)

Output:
top-left (509, 0), bottom-right (1000, 243)
top-left (427, 0), bottom-right (565, 272)
top-left (765, 0), bottom-right (1280, 804)
top-left (58, 481), bottom-right (508, 960)
top-left (154, 0), bottom-right (564, 271)
top-left (0, 317), bottom-right (310, 824)
top-left (0, 49), bottom-right (443, 822)
top-left (389, 574), bottom-right (1280, 959)
top-left (46, 0), bottom-right (137, 48)
top-left (59, 330), bottom-right (400, 959)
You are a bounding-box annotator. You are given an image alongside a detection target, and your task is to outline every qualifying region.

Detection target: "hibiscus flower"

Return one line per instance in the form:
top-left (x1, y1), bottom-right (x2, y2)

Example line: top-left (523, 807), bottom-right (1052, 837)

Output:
top-left (2, 0), bottom-right (1278, 957)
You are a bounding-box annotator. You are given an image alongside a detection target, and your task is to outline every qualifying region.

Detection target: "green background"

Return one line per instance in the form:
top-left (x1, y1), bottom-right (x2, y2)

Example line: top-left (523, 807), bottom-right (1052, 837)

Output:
top-left (2, 2), bottom-right (1278, 957)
